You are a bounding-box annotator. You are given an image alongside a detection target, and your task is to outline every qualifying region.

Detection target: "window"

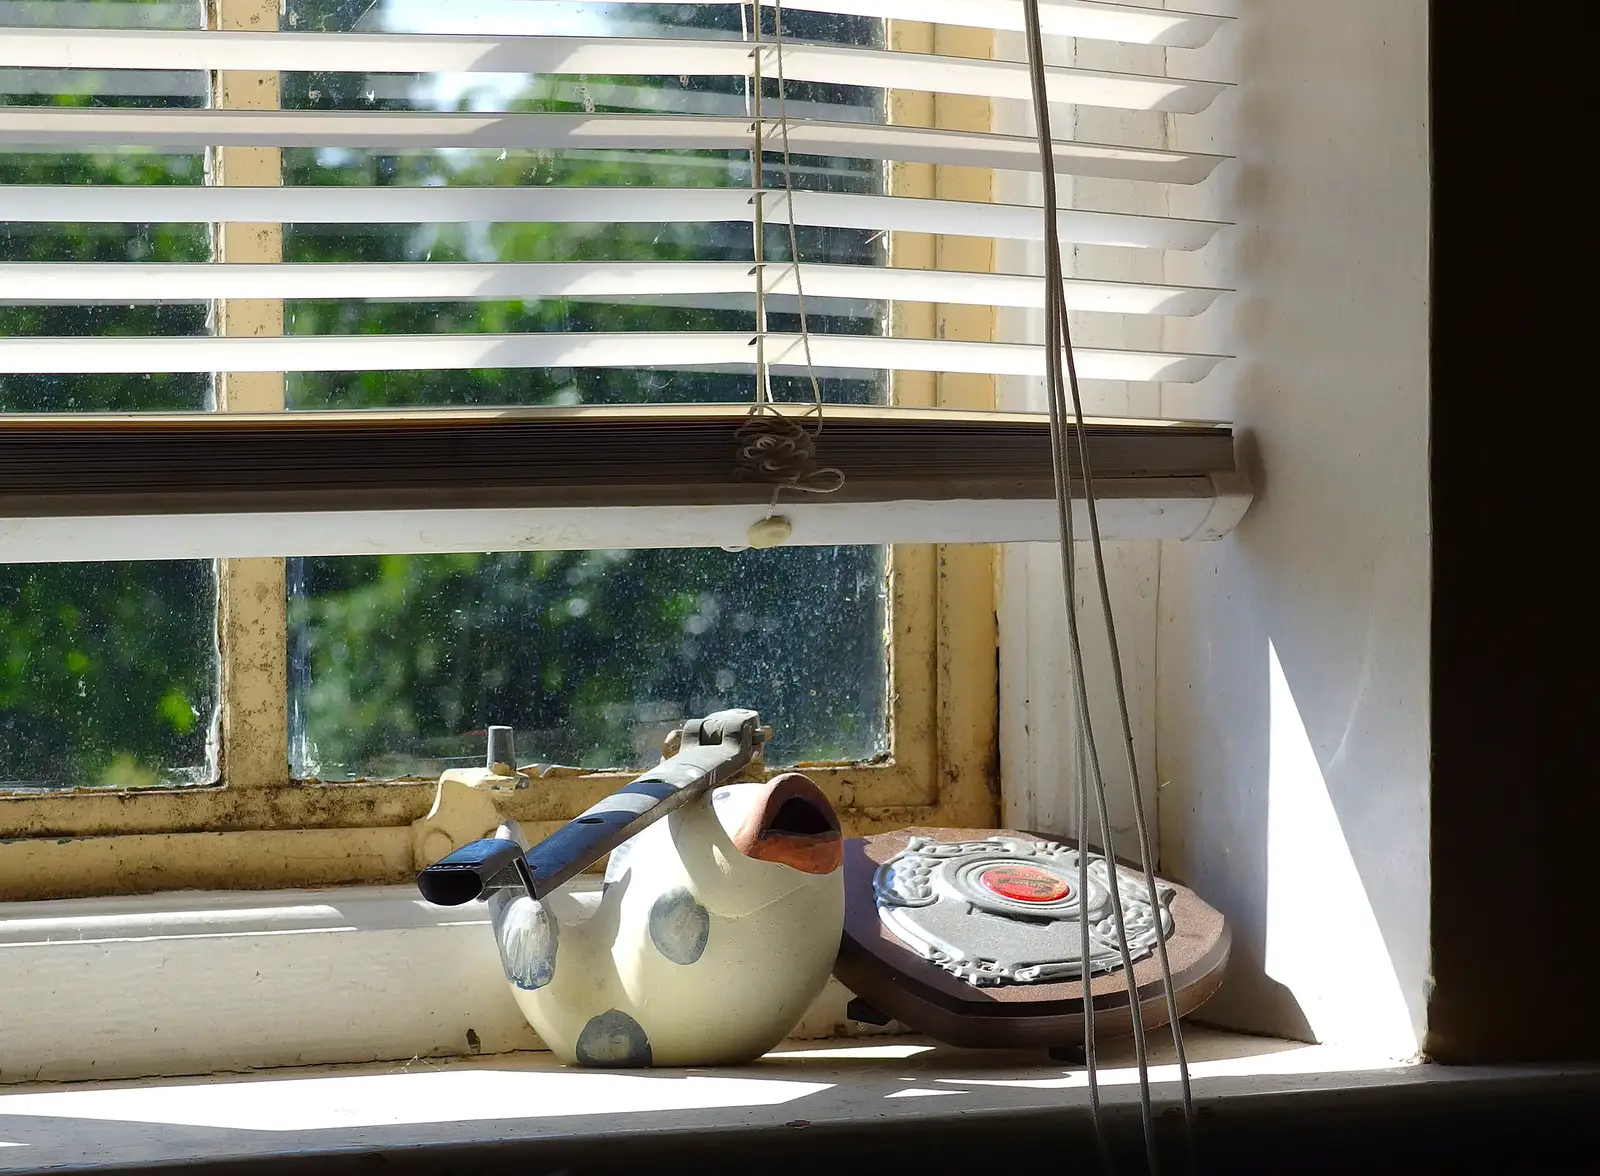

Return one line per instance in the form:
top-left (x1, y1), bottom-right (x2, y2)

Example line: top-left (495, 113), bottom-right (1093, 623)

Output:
top-left (2, 0), bottom-right (1466, 1083)
top-left (1, 1), bottom-right (1238, 902)
top-left (1, 0), bottom-right (215, 794)
top-left (276, 0), bottom-right (889, 782)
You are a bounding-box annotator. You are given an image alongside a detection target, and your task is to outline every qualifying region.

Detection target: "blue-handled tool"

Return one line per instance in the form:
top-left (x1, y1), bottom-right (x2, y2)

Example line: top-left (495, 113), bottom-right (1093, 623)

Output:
top-left (417, 708), bottom-right (765, 906)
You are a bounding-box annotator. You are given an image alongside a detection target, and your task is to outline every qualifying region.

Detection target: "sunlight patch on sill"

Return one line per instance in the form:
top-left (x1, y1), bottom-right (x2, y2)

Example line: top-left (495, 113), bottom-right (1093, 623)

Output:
top-left (0, 1070), bottom-right (832, 1133)
top-left (0, 1028), bottom-right (1406, 1137)
top-left (934, 1042), bottom-right (1413, 1091)
top-left (767, 1043), bottom-right (935, 1061)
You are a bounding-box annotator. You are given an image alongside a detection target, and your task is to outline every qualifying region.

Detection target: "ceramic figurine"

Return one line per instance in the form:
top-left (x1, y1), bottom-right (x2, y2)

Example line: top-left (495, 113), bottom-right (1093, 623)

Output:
top-left (417, 710), bottom-right (845, 1067)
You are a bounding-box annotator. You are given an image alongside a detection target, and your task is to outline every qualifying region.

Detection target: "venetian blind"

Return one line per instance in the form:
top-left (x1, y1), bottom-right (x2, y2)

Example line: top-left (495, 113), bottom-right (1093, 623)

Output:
top-left (0, 0), bottom-right (1240, 561)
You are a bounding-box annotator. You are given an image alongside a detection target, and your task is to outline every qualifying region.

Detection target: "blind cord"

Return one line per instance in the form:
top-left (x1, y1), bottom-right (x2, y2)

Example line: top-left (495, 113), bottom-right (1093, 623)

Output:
top-left (744, 0), bottom-right (770, 404)
top-left (735, 0), bottom-right (843, 515)
top-left (1074, 627), bottom-right (1112, 1170)
top-left (769, 0), bottom-right (829, 424)
top-left (1019, 2), bottom-right (1198, 1172)
top-left (1018, 11), bottom-right (1117, 1166)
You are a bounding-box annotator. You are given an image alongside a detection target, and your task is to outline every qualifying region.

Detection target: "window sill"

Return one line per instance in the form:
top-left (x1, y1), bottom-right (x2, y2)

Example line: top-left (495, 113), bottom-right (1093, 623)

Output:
top-left (3, 888), bottom-right (1595, 1172)
top-left (0, 882), bottom-right (883, 1085)
top-left (0, 1034), bottom-right (1593, 1175)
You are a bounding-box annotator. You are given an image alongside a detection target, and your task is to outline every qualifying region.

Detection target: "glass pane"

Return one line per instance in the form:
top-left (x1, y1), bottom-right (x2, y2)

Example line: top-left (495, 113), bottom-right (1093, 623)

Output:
top-left (0, 561), bottom-right (218, 791)
top-left (284, 1), bottom-right (894, 777)
top-left (0, 0), bottom-right (218, 791)
top-left (289, 547), bottom-right (887, 780)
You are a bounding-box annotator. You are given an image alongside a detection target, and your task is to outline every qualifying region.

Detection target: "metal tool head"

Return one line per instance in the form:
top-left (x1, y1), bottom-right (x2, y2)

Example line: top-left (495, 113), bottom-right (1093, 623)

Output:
top-left (415, 834), bottom-right (530, 907)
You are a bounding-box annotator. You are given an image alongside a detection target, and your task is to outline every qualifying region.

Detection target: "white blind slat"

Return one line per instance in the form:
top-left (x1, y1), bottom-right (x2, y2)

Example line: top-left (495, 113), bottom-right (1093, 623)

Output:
top-left (0, 333), bottom-right (1226, 383)
top-left (590, 1), bottom-right (1230, 49)
top-left (0, 262), bottom-right (1226, 317)
top-left (0, 30), bottom-right (1227, 113)
top-left (0, 186), bottom-right (1225, 252)
top-left (0, 1), bottom-right (1229, 50)
top-left (0, 107), bottom-right (1226, 186)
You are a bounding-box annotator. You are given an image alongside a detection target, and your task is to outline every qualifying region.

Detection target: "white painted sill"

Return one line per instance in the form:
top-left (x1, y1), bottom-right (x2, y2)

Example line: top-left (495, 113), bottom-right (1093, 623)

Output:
top-left (0, 882), bottom-right (880, 1086)
top-left (1, 1032), bottom-right (1592, 1175)
top-left (1, 887), bottom-right (1593, 1173)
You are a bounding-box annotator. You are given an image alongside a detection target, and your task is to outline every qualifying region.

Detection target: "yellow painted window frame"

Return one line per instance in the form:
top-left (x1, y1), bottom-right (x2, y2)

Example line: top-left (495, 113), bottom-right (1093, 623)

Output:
top-left (0, 11), bottom-right (999, 901)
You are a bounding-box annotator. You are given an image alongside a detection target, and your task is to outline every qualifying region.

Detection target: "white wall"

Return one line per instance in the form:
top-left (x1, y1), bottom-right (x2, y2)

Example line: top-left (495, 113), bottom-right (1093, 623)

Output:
top-left (1156, 1), bottom-right (1430, 1054)
top-left (995, 2), bottom-right (1430, 1056)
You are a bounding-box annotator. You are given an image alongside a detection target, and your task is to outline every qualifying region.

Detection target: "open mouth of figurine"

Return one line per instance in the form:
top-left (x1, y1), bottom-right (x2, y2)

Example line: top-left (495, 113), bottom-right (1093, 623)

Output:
top-left (762, 795), bottom-right (839, 839)
top-left (735, 772), bottom-right (843, 875)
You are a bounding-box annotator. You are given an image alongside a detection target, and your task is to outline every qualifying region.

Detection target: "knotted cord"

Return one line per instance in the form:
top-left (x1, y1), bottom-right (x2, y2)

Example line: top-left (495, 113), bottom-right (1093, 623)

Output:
top-left (735, 0), bottom-right (842, 518)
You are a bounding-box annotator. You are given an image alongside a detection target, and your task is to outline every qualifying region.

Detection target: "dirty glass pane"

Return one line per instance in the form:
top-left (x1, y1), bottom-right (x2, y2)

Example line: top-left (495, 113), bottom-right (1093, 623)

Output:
top-left (285, 0), bottom-right (891, 778)
top-left (0, 562), bottom-right (219, 790)
top-left (0, 0), bottom-right (218, 791)
top-left (289, 547), bottom-right (887, 779)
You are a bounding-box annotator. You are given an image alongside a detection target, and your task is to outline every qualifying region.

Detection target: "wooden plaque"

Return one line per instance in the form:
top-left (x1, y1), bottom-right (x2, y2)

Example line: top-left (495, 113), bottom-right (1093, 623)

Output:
top-left (833, 828), bottom-right (1230, 1049)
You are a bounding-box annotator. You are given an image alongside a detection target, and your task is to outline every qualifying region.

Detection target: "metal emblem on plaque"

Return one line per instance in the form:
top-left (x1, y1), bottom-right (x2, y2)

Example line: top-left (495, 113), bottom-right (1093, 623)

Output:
top-left (872, 836), bottom-right (1175, 986)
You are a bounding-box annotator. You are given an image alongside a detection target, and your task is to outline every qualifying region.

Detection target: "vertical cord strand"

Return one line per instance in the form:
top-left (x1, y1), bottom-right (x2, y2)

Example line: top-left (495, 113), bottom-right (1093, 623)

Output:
top-left (748, 5), bottom-right (770, 407)
top-left (769, 0), bottom-right (826, 421)
top-left (1023, 0), bottom-right (1197, 1160)
top-left (1027, 34), bottom-right (1114, 1175)
top-left (1021, 1), bottom-right (1196, 1170)
top-left (1058, 310), bottom-right (1113, 1170)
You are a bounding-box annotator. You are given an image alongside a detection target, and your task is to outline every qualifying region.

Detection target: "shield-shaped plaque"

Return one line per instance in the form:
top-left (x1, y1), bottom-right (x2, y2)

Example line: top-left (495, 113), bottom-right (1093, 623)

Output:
top-left (873, 834), bottom-right (1175, 985)
top-left (834, 828), bottom-right (1230, 1049)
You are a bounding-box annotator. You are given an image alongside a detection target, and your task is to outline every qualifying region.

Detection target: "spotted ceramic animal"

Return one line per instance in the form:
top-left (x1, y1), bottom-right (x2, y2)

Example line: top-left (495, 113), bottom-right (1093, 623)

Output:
top-left (487, 771), bottom-right (844, 1067)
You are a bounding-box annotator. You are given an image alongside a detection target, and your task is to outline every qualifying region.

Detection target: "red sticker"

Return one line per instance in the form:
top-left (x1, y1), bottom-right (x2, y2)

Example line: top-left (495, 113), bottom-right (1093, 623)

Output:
top-left (979, 864), bottom-right (1070, 903)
